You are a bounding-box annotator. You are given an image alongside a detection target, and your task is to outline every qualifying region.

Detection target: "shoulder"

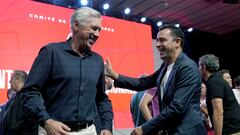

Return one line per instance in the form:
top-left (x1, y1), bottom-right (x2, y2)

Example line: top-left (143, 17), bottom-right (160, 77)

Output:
top-left (90, 51), bottom-right (104, 62)
top-left (0, 103), bottom-right (6, 111)
top-left (178, 53), bottom-right (197, 67)
top-left (173, 54), bottom-right (201, 84)
top-left (208, 73), bottom-right (222, 83)
top-left (43, 41), bottom-right (67, 50)
top-left (207, 74), bottom-right (225, 89)
top-left (91, 51), bottom-right (102, 58)
top-left (175, 54), bottom-right (199, 73)
top-left (37, 41), bottom-right (68, 56)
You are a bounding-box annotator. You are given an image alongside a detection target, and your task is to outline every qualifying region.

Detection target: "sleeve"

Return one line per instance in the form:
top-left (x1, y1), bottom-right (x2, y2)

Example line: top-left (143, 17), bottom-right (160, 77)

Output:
top-left (20, 46), bottom-right (52, 123)
top-left (146, 87), bottom-right (157, 96)
top-left (207, 80), bottom-right (225, 99)
top-left (95, 59), bottom-right (113, 132)
top-left (114, 70), bottom-right (159, 91)
top-left (142, 65), bottom-right (202, 134)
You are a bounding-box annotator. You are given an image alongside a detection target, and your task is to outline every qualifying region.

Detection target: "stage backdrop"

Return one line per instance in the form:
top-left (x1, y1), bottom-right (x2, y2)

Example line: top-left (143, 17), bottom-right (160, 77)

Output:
top-left (0, 0), bottom-right (154, 128)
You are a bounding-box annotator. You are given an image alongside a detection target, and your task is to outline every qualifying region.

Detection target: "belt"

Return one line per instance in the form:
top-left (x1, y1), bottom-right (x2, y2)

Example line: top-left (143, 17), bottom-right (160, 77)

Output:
top-left (63, 120), bottom-right (94, 131)
top-left (159, 130), bottom-right (168, 135)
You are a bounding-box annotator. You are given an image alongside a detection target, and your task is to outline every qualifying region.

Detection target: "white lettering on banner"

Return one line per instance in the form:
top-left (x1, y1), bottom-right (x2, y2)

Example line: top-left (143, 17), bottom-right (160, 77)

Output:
top-left (0, 69), bottom-right (13, 89)
top-left (101, 27), bottom-right (115, 32)
top-left (28, 13), bottom-right (115, 32)
top-left (0, 70), bottom-right (6, 89)
top-left (106, 87), bottom-right (136, 94)
top-left (6, 70), bottom-right (13, 89)
top-left (29, 13), bottom-right (66, 24)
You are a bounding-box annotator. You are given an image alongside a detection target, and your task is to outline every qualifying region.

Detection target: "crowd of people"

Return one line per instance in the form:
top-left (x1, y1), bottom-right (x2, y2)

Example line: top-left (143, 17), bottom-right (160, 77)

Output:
top-left (0, 6), bottom-right (240, 135)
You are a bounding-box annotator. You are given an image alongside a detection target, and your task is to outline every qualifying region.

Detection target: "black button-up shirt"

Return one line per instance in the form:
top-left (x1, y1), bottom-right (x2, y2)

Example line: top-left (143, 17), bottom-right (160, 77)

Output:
top-left (20, 39), bottom-right (113, 131)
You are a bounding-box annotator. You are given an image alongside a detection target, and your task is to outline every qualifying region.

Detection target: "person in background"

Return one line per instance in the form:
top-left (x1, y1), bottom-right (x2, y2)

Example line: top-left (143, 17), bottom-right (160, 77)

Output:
top-left (1, 70), bottom-right (38, 135)
top-left (200, 83), bottom-right (213, 135)
top-left (139, 87), bottom-right (159, 121)
top-left (218, 69), bottom-right (233, 87)
top-left (105, 24), bottom-right (206, 135)
top-left (0, 88), bottom-right (16, 128)
top-left (0, 89), bottom-right (15, 135)
top-left (199, 54), bottom-right (240, 135)
top-left (0, 88), bottom-right (16, 135)
top-left (130, 90), bottom-right (147, 127)
top-left (219, 69), bottom-right (240, 105)
top-left (20, 7), bottom-right (113, 135)
top-left (233, 75), bottom-right (240, 105)
top-left (139, 87), bottom-right (161, 135)
top-left (130, 74), bottom-right (148, 127)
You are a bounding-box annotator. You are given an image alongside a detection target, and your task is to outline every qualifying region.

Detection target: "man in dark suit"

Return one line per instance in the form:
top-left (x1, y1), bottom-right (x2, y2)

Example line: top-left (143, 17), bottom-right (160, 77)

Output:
top-left (105, 24), bottom-right (206, 135)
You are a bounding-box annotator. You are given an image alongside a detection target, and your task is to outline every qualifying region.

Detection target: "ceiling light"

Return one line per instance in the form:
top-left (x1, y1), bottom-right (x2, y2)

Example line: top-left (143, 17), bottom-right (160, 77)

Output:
top-left (124, 8), bottom-right (131, 15)
top-left (80, 0), bottom-right (88, 6)
top-left (175, 24), bottom-right (180, 28)
top-left (140, 17), bottom-right (146, 22)
top-left (157, 21), bottom-right (163, 27)
top-left (103, 3), bottom-right (109, 10)
top-left (187, 27), bottom-right (193, 32)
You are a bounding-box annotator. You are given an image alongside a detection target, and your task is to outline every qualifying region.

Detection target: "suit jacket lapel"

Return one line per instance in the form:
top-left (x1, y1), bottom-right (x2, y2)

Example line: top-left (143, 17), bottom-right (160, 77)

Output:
top-left (162, 66), bottom-right (176, 98)
top-left (157, 63), bottom-right (167, 110)
top-left (161, 52), bottom-right (183, 101)
top-left (157, 63), bottom-right (167, 88)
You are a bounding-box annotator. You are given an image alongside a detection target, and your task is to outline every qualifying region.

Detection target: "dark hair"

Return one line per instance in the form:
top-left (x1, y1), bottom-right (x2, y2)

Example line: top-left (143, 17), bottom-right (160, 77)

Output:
top-left (159, 24), bottom-right (185, 48)
top-left (234, 75), bottom-right (240, 86)
top-left (218, 69), bottom-right (230, 76)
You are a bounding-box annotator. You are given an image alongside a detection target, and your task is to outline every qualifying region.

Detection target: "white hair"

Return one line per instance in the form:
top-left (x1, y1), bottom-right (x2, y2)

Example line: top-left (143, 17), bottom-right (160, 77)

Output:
top-left (70, 7), bottom-right (101, 29)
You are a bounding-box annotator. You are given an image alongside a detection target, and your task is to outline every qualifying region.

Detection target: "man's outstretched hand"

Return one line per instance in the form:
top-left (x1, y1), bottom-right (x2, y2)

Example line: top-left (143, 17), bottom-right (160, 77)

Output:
top-left (104, 58), bottom-right (119, 80)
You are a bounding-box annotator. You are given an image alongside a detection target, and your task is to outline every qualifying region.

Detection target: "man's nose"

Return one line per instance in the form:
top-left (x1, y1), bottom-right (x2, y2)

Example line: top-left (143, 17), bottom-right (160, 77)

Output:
top-left (156, 41), bottom-right (162, 47)
top-left (93, 30), bottom-right (100, 37)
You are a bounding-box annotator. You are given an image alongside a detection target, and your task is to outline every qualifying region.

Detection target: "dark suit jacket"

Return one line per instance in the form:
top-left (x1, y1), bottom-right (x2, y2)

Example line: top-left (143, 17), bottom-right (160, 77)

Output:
top-left (115, 52), bottom-right (205, 135)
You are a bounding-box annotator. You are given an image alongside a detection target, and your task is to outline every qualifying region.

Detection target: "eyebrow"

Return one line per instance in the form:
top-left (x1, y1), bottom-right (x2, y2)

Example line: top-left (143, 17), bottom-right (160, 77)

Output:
top-left (91, 26), bottom-right (102, 31)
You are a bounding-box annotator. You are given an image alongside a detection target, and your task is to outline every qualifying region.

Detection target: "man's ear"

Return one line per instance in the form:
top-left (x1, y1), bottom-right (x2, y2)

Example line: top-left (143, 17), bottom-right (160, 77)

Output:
top-left (73, 21), bottom-right (79, 31)
top-left (175, 38), bottom-right (182, 47)
top-left (202, 64), bottom-right (207, 70)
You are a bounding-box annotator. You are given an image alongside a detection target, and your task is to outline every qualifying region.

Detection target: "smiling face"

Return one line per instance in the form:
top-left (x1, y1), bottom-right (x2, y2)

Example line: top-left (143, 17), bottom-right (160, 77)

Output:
top-left (73, 17), bottom-right (102, 52)
top-left (156, 28), bottom-right (181, 63)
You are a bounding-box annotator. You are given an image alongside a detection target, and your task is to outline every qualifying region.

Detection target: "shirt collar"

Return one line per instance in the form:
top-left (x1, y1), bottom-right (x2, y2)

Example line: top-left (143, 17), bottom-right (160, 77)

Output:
top-left (64, 38), bottom-right (92, 57)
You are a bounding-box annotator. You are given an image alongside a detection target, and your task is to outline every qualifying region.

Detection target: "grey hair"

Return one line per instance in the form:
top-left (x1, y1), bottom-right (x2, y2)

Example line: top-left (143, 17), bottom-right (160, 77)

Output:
top-left (70, 7), bottom-right (101, 29)
top-left (199, 54), bottom-right (219, 73)
top-left (13, 70), bottom-right (28, 83)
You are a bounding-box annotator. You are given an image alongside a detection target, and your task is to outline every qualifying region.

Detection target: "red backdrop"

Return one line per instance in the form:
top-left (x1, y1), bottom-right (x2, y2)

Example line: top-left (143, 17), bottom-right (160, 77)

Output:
top-left (0, 0), bottom-right (154, 128)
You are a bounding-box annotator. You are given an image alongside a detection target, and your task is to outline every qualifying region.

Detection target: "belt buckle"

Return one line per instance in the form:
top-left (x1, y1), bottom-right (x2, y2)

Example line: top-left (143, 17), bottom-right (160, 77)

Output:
top-left (77, 121), bottom-right (88, 129)
top-left (159, 130), bottom-right (168, 135)
top-left (75, 122), bottom-right (84, 130)
top-left (86, 120), bottom-right (93, 128)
